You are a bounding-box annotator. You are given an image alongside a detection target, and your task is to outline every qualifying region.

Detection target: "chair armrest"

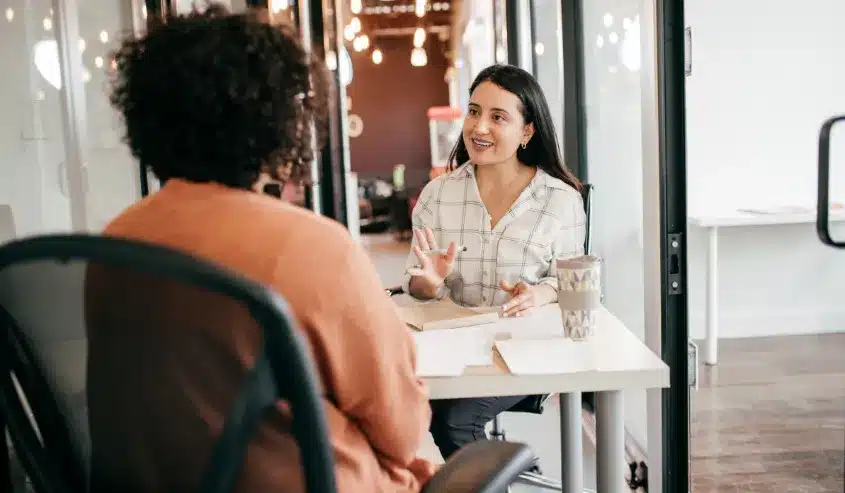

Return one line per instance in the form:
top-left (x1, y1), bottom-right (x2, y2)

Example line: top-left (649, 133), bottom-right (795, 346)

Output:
top-left (422, 441), bottom-right (535, 493)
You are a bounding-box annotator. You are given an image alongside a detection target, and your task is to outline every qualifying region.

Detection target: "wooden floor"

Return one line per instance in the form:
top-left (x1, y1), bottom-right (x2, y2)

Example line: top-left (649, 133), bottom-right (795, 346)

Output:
top-left (691, 334), bottom-right (845, 492)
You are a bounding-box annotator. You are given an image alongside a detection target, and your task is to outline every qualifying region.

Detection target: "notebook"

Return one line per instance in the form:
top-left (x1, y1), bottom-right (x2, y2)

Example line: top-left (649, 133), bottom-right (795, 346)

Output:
top-left (398, 298), bottom-right (501, 331)
top-left (412, 329), bottom-right (490, 377)
top-left (494, 338), bottom-right (597, 375)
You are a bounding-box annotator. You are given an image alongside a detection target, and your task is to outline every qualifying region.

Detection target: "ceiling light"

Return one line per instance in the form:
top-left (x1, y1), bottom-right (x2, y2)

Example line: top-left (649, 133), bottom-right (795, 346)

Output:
top-left (372, 49), bottom-right (383, 65)
top-left (413, 27), bottom-right (426, 48)
top-left (411, 47), bottom-right (427, 67)
top-left (34, 40), bottom-right (61, 89)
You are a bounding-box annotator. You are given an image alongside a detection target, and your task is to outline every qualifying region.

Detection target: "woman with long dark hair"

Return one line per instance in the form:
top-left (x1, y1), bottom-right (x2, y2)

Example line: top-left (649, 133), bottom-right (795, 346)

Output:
top-left (404, 64), bottom-right (586, 460)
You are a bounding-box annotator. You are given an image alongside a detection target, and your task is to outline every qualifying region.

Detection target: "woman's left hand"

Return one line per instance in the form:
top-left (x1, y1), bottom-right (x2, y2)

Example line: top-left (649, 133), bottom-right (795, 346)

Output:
top-left (499, 280), bottom-right (555, 318)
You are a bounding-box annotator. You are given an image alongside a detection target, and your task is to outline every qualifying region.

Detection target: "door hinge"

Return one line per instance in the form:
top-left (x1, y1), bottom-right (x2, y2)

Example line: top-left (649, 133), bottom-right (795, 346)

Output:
top-left (667, 233), bottom-right (684, 295)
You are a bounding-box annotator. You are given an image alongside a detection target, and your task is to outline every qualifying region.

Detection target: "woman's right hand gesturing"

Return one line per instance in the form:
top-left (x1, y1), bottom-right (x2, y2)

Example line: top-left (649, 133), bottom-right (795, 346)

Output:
top-left (407, 227), bottom-right (458, 299)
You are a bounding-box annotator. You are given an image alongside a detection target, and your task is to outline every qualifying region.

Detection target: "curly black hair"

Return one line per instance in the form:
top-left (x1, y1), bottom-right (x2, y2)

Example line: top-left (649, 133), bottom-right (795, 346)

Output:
top-left (109, 3), bottom-right (329, 189)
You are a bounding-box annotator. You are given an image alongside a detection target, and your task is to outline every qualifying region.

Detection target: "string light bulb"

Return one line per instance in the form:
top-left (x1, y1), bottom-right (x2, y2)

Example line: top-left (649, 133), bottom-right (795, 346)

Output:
top-left (351, 0), bottom-right (362, 14)
top-left (410, 47), bottom-right (427, 67)
top-left (413, 27), bottom-right (426, 48)
top-left (372, 48), bottom-right (383, 65)
top-left (415, 0), bottom-right (426, 18)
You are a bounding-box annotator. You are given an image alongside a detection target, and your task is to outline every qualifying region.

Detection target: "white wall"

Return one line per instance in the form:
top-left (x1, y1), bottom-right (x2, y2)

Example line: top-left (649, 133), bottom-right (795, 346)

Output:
top-left (685, 0), bottom-right (845, 339)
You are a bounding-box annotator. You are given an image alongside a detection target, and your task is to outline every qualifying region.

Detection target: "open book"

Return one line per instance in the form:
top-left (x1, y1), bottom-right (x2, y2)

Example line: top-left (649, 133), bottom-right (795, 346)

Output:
top-left (398, 298), bottom-right (501, 331)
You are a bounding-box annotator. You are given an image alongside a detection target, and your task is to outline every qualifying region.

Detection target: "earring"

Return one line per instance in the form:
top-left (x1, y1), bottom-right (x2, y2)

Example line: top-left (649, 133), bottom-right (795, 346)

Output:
top-left (521, 141), bottom-right (527, 150)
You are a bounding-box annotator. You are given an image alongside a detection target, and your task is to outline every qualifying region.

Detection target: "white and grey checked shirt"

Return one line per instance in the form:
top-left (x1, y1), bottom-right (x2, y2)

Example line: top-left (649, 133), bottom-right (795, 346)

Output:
top-left (404, 162), bottom-right (586, 308)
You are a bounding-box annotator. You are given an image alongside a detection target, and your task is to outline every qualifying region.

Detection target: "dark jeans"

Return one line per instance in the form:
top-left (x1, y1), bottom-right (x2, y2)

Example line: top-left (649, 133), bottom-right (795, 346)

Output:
top-left (429, 395), bottom-right (528, 459)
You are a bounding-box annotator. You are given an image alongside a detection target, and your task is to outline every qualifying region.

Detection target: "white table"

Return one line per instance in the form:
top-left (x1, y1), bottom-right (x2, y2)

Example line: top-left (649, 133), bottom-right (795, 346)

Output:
top-left (689, 209), bottom-right (845, 365)
top-left (415, 304), bottom-right (669, 493)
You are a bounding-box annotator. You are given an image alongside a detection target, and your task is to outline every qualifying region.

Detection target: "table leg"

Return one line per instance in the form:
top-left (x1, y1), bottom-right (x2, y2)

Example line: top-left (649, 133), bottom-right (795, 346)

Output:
top-left (596, 390), bottom-right (625, 493)
top-left (705, 226), bottom-right (719, 365)
top-left (559, 392), bottom-right (582, 493)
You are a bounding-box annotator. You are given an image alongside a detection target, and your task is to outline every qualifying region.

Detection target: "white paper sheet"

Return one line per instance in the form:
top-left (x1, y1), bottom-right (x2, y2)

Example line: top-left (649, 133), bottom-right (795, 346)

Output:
top-left (494, 337), bottom-right (598, 375)
top-left (412, 328), bottom-right (492, 377)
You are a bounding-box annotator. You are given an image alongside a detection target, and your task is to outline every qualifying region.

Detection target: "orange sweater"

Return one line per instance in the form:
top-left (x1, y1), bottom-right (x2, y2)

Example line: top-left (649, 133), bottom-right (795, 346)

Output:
top-left (92, 178), bottom-right (435, 492)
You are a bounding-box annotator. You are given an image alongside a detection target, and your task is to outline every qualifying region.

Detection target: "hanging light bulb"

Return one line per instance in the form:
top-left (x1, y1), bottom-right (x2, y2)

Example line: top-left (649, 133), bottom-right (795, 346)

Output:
top-left (350, 16), bottom-right (361, 33)
top-left (351, 0), bottom-right (362, 14)
top-left (413, 27), bottom-right (426, 48)
top-left (99, 30), bottom-right (109, 43)
top-left (344, 24), bottom-right (356, 41)
top-left (411, 47), bottom-right (427, 67)
top-left (5, 8), bottom-right (14, 22)
top-left (372, 48), bottom-right (383, 65)
top-left (415, 0), bottom-right (426, 18)
top-left (353, 35), bottom-right (369, 52)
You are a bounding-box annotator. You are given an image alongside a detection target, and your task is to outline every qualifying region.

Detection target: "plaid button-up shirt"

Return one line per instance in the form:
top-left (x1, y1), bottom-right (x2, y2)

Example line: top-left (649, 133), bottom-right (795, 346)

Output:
top-left (404, 162), bottom-right (586, 308)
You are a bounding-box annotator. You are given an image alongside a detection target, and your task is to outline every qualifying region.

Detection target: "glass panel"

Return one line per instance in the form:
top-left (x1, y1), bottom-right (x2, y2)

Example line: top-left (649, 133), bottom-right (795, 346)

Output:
top-left (580, 0), bottom-right (649, 473)
top-left (76, 1), bottom-right (141, 231)
top-left (492, 0), bottom-right (506, 64)
top-left (531, 0), bottom-right (563, 143)
top-left (0, 0), bottom-right (74, 239)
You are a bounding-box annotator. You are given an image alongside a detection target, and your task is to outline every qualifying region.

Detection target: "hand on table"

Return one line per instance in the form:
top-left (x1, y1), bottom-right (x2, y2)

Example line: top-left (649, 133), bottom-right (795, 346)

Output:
top-left (499, 280), bottom-right (556, 318)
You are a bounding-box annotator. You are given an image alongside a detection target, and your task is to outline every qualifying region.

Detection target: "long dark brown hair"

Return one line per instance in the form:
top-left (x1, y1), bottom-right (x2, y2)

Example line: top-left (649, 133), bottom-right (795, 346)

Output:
top-left (448, 64), bottom-right (581, 191)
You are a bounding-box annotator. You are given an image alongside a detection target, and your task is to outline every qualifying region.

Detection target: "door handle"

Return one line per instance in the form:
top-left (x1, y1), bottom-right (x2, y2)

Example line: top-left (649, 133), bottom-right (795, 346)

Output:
top-left (816, 115), bottom-right (845, 249)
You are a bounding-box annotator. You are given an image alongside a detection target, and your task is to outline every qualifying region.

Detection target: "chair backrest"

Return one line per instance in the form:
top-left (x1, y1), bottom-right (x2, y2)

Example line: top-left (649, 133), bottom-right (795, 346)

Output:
top-left (581, 183), bottom-right (593, 255)
top-left (0, 235), bottom-right (336, 493)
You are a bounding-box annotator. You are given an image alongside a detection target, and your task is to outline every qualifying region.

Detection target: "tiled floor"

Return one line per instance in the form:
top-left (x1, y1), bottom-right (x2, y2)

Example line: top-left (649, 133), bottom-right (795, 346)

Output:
top-left (364, 233), bottom-right (845, 492)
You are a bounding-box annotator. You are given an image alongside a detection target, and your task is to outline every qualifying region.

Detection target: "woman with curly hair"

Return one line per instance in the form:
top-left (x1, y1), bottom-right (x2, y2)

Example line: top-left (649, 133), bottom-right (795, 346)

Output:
top-left (89, 5), bottom-right (435, 492)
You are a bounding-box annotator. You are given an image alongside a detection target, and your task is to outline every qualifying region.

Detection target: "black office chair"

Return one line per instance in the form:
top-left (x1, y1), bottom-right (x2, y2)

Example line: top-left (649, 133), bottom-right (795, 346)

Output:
top-left (0, 234), bottom-right (535, 493)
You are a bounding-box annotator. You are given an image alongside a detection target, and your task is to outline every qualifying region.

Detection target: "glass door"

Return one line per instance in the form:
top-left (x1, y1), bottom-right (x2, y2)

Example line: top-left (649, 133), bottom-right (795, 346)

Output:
top-left (573, 0), bottom-right (690, 491)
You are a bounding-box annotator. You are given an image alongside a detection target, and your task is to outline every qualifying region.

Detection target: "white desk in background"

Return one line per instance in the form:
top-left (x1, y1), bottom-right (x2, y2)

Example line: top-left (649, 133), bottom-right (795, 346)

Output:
top-left (405, 302), bottom-right (669, 493)
top-left (689, 207), bottom-right (845, 366)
